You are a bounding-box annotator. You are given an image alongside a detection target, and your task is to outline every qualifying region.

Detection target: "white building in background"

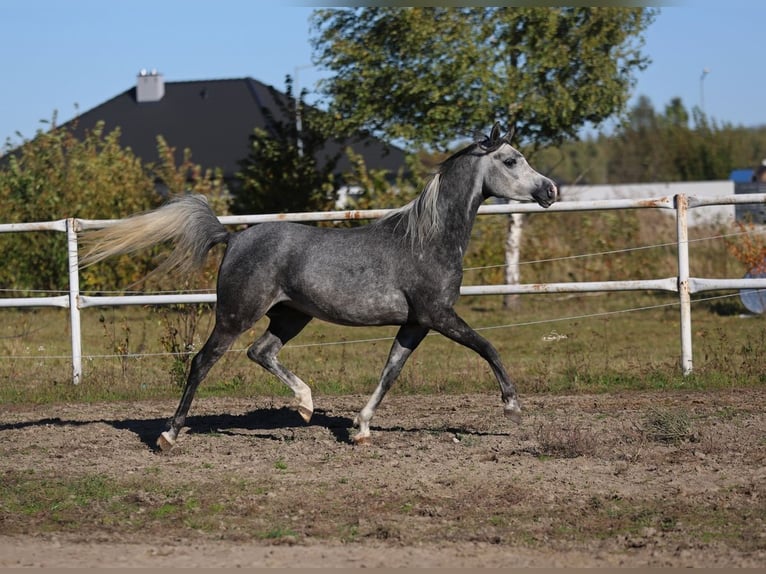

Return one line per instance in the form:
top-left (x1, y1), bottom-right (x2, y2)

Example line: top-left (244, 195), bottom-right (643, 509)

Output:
top-left (560, 181), bottom-right (736, 227)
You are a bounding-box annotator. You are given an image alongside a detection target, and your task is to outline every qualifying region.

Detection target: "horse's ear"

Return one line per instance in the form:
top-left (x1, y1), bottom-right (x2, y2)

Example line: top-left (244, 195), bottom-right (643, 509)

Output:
top-left (504, 124), bottom-right (516, 143)
top-left (489, 122), bottom-right (502, 142)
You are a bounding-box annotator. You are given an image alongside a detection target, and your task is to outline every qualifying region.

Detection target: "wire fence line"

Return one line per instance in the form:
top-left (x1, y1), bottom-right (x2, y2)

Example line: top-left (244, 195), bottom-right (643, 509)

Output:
top-left (465, 227), bottom-right (766, 272)
top-left (0, 289), bottom-right (743, 362)
top-left (2, 192), bottom-right (766, 381)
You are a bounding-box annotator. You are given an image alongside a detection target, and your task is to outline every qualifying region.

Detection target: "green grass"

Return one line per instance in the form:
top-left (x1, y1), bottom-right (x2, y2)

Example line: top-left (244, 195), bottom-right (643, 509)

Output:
top-left (0, 469), bottom-right (234, 536)
top-left (0, 289), bottom-right (764, 405)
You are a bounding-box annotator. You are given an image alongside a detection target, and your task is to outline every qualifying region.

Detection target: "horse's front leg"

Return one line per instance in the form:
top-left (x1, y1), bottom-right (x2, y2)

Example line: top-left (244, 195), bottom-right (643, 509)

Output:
top-left (430, 308), bottom-right (522, 422)
top-left (354, 325), bottom-right (429, 444)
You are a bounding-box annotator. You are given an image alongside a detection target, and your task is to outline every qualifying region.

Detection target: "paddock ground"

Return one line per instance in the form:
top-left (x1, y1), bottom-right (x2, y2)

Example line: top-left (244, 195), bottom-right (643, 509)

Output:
top-left (1, 389), bottom-right (764, 567)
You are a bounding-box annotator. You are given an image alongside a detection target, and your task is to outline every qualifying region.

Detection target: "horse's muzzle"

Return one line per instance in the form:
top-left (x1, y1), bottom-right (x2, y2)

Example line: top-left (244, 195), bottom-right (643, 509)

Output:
top-left (534, 181), bottom-right (559, 208)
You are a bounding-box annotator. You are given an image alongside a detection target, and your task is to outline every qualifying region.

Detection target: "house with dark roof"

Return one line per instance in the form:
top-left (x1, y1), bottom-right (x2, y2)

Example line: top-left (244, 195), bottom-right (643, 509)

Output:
top-left (64, 71), bottom-right (407, 199)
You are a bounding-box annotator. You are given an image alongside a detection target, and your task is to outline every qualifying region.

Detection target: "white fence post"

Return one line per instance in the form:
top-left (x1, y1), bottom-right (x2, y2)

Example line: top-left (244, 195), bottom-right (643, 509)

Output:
top-left (675, 195), bottom-right (693, 375)
top-left (67, 218), bottom-right (82, 385)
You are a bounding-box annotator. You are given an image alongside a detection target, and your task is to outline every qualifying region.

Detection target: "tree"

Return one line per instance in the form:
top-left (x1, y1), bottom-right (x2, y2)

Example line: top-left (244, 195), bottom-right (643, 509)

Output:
top-left (526, 98), bottom-right (766, 185)
top-left (311, 7), bottom-right (656, 151)
top-left (608, 96), bottom-right (739, 183)
top-left (607, 94), bottom-right (667, 182)
top-left (234, 77), bottom-right (343, 215)
top-left (311, 7), bottom-right (655, 306)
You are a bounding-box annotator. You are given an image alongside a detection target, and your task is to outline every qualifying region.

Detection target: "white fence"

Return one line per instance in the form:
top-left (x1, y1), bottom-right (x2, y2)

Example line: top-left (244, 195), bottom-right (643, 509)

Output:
top-left (3, 192), bottom-right (766, 385)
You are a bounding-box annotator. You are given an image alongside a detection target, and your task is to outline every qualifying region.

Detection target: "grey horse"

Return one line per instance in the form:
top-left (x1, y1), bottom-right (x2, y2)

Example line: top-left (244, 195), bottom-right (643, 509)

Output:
top-left (81, 123), bottom-right (558, 450)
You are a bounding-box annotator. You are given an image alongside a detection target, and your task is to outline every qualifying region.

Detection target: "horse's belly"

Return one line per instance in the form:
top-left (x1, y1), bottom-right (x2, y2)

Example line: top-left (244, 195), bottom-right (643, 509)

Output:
top-left (286, 284), bottom-right (410, 326)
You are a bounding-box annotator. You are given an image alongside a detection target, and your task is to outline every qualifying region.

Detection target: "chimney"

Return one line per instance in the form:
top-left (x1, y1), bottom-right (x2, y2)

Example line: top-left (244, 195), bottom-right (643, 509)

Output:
top-left (136, 69), bottom-right (164, 103)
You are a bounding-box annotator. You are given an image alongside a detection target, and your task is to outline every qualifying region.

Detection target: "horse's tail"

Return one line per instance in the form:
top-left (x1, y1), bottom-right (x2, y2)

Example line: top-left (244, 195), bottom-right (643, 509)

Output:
top-left (80, 194), bottom-right (230, 277)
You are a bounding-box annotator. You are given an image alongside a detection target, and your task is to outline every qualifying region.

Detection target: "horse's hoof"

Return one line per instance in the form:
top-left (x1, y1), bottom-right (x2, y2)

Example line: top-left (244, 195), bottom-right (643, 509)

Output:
top-left (297, 405), bottom-right (313, 423)
top-left (289, 395), bottom-right (313, 423)
top-left (504, 407), bottom-right (522, 424)
top-left (156, 431), bottom-right (176, 452)
top-left (352, 434), bottom-right (372, 446)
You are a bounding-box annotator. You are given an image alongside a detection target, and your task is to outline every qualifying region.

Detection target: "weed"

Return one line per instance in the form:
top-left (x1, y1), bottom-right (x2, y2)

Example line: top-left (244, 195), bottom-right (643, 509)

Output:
top-left (156, 303), bottom-right (211, 387)
top-left (339, 523), bottom-right (359, 542)
top-left (259, 526), bottom-right (298, 540)
top-left (639, 407), bottom-right (693, 444)
top-left (100, 312), bottom-right (131, 376)
top-left (535, 420), bottom-right (598, 458)
top-left (151, 502), bottom-right (179, 518)
top-left (488, 515), bottom-right (505, 526)
top-left (453, 432), bottom-right (479, 447)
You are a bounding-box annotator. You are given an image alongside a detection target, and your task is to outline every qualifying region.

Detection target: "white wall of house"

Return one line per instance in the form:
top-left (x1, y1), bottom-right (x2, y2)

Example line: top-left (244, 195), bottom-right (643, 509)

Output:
top-left (335, 185), bottom-right (364, 209)
top-left (561, 181), bottom-right (736, 227)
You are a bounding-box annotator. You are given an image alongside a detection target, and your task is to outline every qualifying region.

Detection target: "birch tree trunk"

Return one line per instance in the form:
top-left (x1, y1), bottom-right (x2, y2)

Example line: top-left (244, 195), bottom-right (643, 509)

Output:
top-left (503, 212), bottom-right (525, 309)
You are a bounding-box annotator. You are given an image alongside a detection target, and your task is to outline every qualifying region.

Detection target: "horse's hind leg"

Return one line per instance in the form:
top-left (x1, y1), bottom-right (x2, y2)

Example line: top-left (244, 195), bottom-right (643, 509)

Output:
top-left (157, 322), bottom-right (242, 451)
top-left (354, 324), bottom-right (429, 445)
top-left (247, 307), bottom-right (314, 422)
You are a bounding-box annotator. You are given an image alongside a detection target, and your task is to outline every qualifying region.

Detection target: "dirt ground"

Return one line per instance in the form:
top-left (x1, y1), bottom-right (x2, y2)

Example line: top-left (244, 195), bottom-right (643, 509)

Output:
top-left (1, 388), bottom-right (765, 568)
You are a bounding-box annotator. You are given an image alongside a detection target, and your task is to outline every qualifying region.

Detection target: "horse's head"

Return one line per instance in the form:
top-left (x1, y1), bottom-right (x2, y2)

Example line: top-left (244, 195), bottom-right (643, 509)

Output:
top-left (478, 123), bottom-right (559, 208)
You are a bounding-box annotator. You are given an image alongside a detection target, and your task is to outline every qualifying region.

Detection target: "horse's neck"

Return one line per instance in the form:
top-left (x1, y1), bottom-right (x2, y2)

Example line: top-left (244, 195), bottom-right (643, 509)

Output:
top-left (432, 171), bottom-right (485, 258)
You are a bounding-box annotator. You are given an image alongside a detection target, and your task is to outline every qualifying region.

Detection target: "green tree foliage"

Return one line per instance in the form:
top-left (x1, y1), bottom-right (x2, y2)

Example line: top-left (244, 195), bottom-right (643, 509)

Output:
top-left (311, 6), bottom-right (656, 151)
top-left (607, 96), bottom-right (738, 183)
top-left (234, 77), bottom-right (342, 215)
top-left (340, 147), bottom-right (424, 213)
top-left (152, 136), bottom-right (230, 215)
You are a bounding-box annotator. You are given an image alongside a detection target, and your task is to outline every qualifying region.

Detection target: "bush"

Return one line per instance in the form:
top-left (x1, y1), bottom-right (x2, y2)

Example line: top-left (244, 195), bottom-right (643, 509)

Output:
top-left (0, 121), bottom-right (158, 291)
top-left (0, 121), bottom-right (230, 293)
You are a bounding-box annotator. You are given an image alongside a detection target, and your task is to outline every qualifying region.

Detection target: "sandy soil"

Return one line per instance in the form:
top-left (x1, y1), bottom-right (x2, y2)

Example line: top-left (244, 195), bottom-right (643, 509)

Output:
top-left (1, 388), bottom-right (765, 567)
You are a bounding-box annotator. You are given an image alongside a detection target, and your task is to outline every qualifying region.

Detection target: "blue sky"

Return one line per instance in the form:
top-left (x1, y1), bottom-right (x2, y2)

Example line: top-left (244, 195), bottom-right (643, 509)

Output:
top-left (1, 1), bottom-right (764, 149)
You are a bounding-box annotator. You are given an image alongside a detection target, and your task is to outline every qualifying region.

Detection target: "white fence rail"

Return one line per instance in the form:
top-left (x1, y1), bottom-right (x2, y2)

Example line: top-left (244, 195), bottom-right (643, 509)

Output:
top-left (3, 192), bottom-right (766, 384)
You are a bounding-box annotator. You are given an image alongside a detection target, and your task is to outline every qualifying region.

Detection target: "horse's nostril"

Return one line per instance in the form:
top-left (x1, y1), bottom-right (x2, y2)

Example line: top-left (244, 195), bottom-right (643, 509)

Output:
top-left (548, 185), bottom-right (558, 200)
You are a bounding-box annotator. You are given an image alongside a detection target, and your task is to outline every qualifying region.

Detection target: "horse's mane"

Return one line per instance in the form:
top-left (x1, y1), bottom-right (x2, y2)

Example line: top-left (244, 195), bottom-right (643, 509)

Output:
top-left (381, 133), bottom-right (504, 247)
top-left (383, 171), bottom-right (444, 248)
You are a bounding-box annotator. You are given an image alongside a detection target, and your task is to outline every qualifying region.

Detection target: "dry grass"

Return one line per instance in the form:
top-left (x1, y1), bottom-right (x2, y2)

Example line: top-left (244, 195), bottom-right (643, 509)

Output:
top-left (1, 286), bottom-right (764, 406)
top-left (639, 407), bottom-right (693, 444)
top-left (534, 419), bottom-right (599, 458)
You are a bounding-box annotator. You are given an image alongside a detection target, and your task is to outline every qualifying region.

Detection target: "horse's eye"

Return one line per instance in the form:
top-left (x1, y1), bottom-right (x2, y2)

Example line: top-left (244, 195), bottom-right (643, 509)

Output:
top-left (503, 157), bottom-right (517, 168)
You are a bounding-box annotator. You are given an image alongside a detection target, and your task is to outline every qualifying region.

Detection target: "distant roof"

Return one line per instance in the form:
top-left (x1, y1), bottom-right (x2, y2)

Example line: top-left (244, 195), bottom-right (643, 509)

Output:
top-left (65, 75), bottom-right (407, 182)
